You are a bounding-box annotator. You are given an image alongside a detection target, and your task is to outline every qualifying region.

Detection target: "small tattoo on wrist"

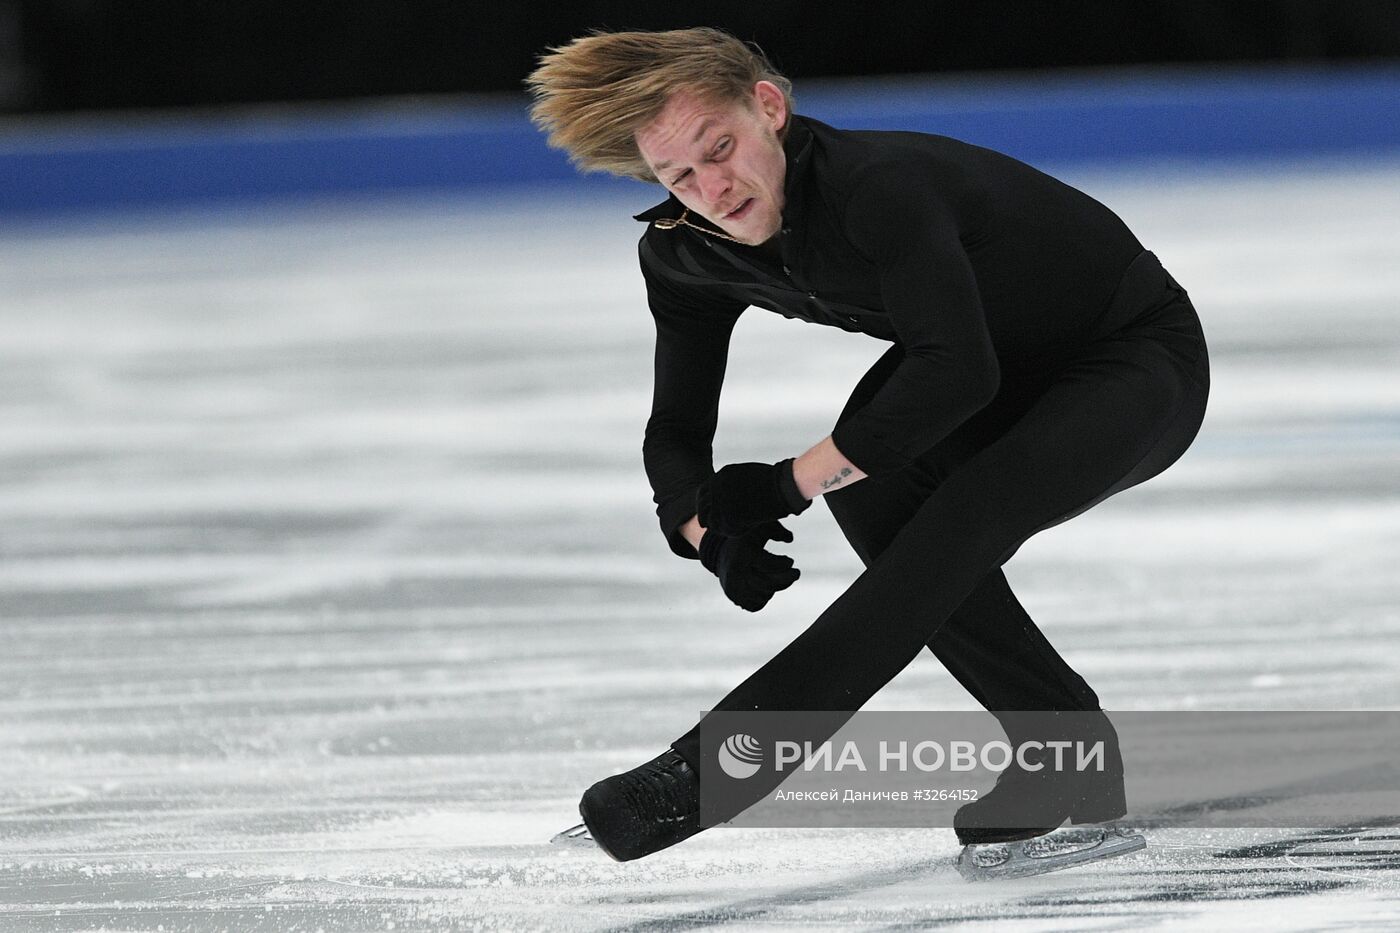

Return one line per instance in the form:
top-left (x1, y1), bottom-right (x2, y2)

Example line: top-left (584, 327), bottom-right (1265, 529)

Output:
top-left (819, 467), bottom-right (853, 490)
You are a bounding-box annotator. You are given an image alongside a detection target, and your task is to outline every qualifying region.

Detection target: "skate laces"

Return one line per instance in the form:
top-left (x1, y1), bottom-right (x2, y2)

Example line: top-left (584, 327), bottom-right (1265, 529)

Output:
top-left (618, 751), bottom-right (699, 825)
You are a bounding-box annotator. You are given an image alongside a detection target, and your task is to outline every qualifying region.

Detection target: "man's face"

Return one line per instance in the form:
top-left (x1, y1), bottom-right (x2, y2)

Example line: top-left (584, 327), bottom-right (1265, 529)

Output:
top-left (635, 81), bottom-right (788, 246)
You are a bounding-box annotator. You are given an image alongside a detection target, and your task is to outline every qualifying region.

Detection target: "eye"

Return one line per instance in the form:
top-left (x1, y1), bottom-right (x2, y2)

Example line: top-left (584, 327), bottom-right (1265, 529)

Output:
top-left (672, 168), bottom-right (692, 185)
top-left (713, 138), bottom-right (731, 157)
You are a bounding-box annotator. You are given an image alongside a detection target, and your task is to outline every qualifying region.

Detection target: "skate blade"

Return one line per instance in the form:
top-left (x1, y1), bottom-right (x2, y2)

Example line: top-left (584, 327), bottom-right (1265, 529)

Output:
top-left (957, 826), bottom-right (1146, 882)
top-left (550, 822), bottom-right (596, 847)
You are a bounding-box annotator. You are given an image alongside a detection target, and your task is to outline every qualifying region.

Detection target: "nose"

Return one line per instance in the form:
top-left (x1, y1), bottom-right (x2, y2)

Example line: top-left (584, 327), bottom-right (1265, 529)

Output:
top-left (695, 164), bottom-right (732, 207)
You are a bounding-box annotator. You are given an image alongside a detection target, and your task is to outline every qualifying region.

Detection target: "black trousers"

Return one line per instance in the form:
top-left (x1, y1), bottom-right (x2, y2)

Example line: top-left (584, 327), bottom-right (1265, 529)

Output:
top-left (673, 251), bottom-right (1210, 773)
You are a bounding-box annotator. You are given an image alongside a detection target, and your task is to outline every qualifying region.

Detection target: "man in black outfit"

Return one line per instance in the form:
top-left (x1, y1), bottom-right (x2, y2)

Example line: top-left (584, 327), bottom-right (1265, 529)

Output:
top-left (527, 28), bottom-right (1209, 863)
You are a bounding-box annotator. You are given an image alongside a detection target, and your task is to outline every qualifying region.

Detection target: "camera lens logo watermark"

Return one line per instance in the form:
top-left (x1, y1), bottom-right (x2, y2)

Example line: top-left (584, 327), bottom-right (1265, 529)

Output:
top-left (718, 733), bottom-right (764, 779)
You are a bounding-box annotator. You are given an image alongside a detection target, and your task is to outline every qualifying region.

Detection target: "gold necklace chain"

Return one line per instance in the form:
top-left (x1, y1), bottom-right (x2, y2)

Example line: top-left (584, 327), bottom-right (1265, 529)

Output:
top-left (651, 208), bottom-right (745, 245)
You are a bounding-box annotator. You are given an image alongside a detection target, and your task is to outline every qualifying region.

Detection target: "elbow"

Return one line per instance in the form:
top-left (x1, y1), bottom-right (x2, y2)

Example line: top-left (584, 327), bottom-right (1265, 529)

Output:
top-left (643, 421), bottom-right (697, 458)
top-left (642, 414), bottom-right (677, 458)
top-left (642, 421), bottom-right (713, 478)
top-left (967, 353), bottom-right (1000, 410)
top-left (902, 342), bottom-right (1000, 417)
top-left (641, 428), bottom-right (674, 473)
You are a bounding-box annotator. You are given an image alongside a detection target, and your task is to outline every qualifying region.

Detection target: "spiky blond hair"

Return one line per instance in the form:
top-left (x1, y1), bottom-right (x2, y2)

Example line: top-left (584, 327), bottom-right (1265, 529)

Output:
top-left (525, 27), bottom-right (794, 183)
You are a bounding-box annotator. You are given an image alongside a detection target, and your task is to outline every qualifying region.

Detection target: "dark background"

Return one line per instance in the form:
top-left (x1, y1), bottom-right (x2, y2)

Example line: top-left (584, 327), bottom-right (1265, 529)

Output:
top-left (6, 0), bottom-right (1400, 115)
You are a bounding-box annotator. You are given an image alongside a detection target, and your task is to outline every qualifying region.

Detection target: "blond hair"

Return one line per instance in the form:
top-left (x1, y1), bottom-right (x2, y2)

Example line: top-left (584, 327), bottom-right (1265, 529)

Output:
top-left (525, 27), bottom-right (794, 183)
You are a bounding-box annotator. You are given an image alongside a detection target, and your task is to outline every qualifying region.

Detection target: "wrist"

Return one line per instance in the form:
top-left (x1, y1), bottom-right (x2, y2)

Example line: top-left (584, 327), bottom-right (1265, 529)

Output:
top-left (698, 528), bottom-right (725, 574)
top-left (775, 458), bottom-right (811, 514)
top-left (680, 514), bottom-right (706, 555)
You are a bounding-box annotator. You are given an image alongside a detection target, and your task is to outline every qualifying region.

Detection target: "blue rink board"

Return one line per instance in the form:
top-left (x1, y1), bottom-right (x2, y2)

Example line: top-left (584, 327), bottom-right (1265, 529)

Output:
top-left (2, 66), bottom-right (1399, 216)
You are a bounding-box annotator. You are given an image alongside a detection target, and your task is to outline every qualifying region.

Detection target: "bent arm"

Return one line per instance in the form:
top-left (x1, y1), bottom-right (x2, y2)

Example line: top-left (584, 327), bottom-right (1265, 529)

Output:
top-left (640, 244), bottom-right (747, 558)
top-left (829, 167), bottom-right (1000, 475)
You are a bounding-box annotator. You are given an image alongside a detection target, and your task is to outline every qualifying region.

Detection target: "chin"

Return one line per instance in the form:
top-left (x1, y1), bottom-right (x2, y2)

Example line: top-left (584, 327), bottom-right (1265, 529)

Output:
top-left (729, 219), bottom-right (780, 246)
top-left (706, 199), bottom-right (779, 245)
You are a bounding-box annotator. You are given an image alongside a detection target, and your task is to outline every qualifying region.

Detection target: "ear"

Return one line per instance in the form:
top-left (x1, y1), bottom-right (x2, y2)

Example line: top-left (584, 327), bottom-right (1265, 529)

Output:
top-left (752, 80), bottom-right (788, 132)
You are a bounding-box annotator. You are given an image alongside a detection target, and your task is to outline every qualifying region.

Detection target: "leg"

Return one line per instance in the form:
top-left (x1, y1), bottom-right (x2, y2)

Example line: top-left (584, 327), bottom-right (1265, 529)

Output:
top-left (929, 570), bottom-right (1101, 716)
top-left (825, 343), bottom-right (1101, 720)
top-left (674, 313), bottom-right (1209, 807)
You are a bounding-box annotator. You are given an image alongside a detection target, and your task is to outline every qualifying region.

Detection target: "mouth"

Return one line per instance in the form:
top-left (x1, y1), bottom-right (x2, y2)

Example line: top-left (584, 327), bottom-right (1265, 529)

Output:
top-left (724, 198), bottom-right (754, 221)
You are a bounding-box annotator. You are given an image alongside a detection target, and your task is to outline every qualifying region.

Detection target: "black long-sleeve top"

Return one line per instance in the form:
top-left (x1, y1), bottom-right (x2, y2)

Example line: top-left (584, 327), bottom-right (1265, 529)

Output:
top-left (635, 114), bottom-right (1146, 559)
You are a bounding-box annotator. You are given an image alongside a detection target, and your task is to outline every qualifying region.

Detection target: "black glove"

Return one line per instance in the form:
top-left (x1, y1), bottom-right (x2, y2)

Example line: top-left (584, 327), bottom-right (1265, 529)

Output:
top-left (698, 521), bottom-right (800, 612)
top-left (695, 458), bottom-right (811, 538)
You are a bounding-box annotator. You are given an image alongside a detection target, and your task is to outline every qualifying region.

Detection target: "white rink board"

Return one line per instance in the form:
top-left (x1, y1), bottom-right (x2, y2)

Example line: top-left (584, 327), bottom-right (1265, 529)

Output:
top-left (2, 158), bottom-right (1400, 930)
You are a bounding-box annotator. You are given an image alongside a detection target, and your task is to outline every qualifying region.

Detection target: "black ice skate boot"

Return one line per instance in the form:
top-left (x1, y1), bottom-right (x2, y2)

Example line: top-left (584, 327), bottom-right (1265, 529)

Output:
top-left (954, 714), bottom-right (1126, 846)
top-left (578, 749), bottom-right (702, 861)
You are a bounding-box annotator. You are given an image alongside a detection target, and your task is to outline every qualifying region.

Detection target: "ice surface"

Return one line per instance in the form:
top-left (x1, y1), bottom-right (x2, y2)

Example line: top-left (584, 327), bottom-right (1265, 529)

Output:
top-left (1, 158), bottom-right (1400, 930)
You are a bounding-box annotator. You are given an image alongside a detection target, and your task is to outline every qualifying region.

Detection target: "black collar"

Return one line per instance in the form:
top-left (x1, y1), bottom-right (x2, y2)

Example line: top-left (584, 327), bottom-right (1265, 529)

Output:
top-left (632, 114), bottom-right (817, 224)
